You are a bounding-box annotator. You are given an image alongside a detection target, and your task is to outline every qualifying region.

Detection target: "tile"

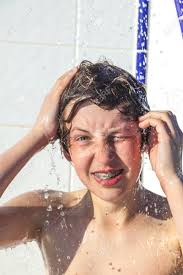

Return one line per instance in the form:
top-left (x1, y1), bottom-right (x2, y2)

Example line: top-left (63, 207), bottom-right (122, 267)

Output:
top-left (142, 154), bottom-right (165, 197)
top-left (0, 127), bottom-right (71, 204)
top-left (0, 243), bottom-right (44, 275)
top-left (70, 166), bottom-right (86, 191)
top-left (77, 47), bottom-right (136, 75)
top-left (78, 0), bottom-right (137, 50)
top-left (0, 44), bottom-right (75, 125)
top-left (0, 0), bottom-right (76, 45)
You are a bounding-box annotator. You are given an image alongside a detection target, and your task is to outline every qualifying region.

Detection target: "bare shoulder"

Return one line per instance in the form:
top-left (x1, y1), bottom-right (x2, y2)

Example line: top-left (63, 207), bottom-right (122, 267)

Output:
top-left (2, 190), bottom-right (48, 207)
top-left (139, 187), bottom-right (179, 236)
top-left (40, 188), bottom-right (89, 208)
top-left (138, 187), bottom-right (183, 268)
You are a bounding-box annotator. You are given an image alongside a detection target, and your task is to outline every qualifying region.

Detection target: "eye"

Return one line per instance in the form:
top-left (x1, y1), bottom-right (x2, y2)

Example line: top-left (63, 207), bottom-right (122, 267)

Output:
top-left (109, 136), bottom-right (130, 142)
top-left (76, 136), bottom-right (90, 142)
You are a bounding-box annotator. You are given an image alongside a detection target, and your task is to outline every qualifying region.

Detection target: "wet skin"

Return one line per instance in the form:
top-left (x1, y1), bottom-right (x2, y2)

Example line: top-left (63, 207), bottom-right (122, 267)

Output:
top-left (24, 188), bottom-right (183, 275)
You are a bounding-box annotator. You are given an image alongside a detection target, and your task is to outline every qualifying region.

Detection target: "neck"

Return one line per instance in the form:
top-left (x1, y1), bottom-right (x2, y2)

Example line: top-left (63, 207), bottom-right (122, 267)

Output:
top-left (90, 183), bottom-right (143, 229)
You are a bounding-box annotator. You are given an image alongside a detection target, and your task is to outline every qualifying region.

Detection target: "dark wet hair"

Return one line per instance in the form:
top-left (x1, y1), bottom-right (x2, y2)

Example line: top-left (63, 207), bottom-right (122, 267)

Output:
top-left (58, 60), bottom-right (150, 154)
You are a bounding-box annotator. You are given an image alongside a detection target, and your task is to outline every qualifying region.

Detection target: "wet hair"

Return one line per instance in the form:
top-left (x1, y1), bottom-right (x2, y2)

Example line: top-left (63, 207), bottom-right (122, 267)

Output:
top-left (58, 60), bottom-right (150, 154)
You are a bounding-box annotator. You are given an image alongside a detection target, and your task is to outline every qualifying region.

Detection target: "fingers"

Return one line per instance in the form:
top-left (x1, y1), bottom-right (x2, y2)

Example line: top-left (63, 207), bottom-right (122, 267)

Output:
top-left (139, 111), bottom-right (182, 141)
top-left (139, 117), bottom-right (170, 143)
top-left (49, 67), bottom-right (78, 98)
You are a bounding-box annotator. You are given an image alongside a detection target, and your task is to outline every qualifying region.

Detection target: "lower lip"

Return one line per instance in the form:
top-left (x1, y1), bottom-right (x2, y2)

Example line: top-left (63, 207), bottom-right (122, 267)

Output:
top-left (92, 172), bottom-right (123, 186)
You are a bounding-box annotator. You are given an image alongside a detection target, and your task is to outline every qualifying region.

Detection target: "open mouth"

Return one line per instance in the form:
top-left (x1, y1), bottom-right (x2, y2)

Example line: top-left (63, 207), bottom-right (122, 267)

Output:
top-left (92, 169), bottom-right (124, 186)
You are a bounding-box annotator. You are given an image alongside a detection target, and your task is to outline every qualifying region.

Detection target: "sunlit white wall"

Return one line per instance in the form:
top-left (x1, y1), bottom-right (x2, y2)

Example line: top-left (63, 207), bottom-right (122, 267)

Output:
top-left (143, 0), bottom-right (183, 196)
top-left (0, 0), bottom-right (182, 274)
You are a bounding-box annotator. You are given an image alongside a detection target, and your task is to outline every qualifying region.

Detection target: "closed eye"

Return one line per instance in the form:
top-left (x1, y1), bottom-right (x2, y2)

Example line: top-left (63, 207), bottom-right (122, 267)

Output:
top-left (109, 136), bottom-right (131, 142)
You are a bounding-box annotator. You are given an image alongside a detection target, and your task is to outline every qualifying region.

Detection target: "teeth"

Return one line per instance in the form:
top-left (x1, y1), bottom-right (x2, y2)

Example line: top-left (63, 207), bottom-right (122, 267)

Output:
top-left (94, 170), bottom-right (121, 179)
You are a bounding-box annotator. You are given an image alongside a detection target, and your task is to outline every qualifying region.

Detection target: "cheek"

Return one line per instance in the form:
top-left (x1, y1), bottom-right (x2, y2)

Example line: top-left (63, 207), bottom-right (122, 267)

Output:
top-left (117, 139), bottom-right (141, 165)
top-left (69, 146), bottom-right (91, 171)
top-left (118, 142), bottom-right (139, 153)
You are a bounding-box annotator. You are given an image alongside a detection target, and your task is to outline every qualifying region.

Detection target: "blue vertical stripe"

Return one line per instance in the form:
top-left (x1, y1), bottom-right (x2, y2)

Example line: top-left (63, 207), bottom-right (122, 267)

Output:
top-left (136, 0), bottom-right (150, 84)
top-left (174, 0), bottom-right (183, 37)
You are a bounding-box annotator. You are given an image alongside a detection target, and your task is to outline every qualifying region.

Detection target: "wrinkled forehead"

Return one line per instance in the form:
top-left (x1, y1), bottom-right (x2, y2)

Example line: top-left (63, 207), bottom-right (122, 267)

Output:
top-left (64, 101), bottom-right (139, 134)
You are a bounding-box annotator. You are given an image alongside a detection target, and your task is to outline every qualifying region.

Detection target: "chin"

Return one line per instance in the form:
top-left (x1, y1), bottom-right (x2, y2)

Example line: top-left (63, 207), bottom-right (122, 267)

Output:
top-left (89, 183), bottom-right (128, 203)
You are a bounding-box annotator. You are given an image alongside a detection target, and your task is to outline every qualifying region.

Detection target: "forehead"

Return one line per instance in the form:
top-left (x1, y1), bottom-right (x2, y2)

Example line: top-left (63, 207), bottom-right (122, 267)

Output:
top-left (64, 101), bottom-right (138, 132)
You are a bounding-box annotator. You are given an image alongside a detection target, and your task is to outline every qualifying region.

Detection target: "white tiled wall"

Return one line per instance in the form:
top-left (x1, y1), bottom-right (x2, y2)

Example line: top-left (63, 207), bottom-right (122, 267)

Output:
top-left (0, 0), bottom-right (182, 274)
top-left (143, 0), bottom-right (183, 195)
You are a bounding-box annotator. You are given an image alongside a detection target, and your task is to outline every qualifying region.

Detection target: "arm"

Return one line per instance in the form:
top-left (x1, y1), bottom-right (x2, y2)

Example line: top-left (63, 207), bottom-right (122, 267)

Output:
top-left (0, 191), bottom-right (46, 249)
top-left (0, 67), bottom-right (78, 197)
top-left (0, 67), bottom-right (78, 249)
top-left (139, 111), bottom-right (183, 252)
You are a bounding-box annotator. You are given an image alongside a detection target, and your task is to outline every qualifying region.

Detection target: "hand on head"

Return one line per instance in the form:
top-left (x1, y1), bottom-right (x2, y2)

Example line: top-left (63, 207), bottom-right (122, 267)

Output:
top-left (32, 67), bottom-right (78, 146)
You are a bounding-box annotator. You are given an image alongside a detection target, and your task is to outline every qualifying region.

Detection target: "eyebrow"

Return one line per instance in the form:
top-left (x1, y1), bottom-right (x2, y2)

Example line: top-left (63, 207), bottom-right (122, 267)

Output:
top-left (71, 127), bottom-right (90, 133)
top-left (71, 127), bottom-right (137, 134)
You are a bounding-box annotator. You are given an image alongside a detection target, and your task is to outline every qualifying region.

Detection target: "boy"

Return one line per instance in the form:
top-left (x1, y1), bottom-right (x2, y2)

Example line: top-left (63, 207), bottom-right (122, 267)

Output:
top-left (0, 60), bottom-right (182, 274)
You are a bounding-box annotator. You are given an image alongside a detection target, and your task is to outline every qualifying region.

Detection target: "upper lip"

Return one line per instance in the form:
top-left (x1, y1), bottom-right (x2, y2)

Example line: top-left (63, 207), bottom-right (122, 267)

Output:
top-left (92, 169), bottom-right (123, 174)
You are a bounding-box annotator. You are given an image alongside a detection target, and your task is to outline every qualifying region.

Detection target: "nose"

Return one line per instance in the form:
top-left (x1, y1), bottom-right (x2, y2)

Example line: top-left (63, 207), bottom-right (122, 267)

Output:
top-left (94, 140), bottom-right (116, 164)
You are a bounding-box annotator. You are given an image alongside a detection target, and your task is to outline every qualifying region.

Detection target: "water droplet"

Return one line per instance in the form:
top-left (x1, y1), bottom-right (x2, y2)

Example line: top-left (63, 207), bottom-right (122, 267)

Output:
top-left (47, 205), bottom-right (52, 211)
top-left (44, 220), bottom-right (49, 226)
top-left (60, 211), bottom-right (65, 216)
top-left (44, 192), bottom-right (49, 199)
top-left (57, 204), bottom-right (63, 210)
top-left (67, 255), bottom-right (70, 260)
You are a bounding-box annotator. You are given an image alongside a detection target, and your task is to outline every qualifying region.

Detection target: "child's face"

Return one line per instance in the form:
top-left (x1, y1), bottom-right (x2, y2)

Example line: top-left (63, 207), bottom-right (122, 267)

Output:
top-left (65, 102), bottom-right (142, 202)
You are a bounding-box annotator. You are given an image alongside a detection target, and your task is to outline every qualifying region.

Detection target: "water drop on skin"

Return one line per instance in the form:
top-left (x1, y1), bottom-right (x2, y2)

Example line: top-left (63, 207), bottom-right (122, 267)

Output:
top-left (57, 204), bottom-right (63, 210)
top-left (44, 192), bottom-right (49, 199)
top-left (47, 205), bottom-right (52, 211)
top-left (44, 220), bottom-right (49, 226)
top-left (60, 211), bottom-right (65, 216)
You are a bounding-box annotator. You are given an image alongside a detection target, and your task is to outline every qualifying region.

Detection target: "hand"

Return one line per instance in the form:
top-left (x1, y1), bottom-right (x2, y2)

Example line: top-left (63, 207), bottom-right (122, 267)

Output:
top-left (139, 111), bottom-right (183, 190)
top-left (32, 67), bottom-right (78, 146)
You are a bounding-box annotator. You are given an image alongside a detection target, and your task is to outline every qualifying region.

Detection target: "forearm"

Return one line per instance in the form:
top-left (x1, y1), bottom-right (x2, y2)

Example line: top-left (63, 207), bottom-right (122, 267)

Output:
top-left (163, 175), bottom-right (183, 253)
top-left (0, 130), bottom-right (47, 197)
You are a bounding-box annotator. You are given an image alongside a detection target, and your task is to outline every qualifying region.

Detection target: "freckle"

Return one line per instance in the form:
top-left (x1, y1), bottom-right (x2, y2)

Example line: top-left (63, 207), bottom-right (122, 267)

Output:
top-left (109, 262), bottom-right (112, 266)
top-left (86, 251), bottom-right (88, 254)
top-left (91, 230), bottom-right (95, 233)
top-left (112, 267), bottom-right (115, 270)
top-left (117, 268), bottom-right (121, 272)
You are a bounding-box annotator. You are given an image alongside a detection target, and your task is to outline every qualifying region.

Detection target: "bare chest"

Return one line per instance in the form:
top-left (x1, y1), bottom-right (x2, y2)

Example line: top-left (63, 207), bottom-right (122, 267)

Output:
top-left (39, 216), bottom-right (182, 275)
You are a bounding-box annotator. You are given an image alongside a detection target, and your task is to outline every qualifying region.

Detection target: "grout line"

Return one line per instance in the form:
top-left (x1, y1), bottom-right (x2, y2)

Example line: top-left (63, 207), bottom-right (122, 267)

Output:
top-left (0, 40), bottom-right (74, 48)
top-left (0, 39), bottom-right (136, 52)
top-left (69, 0), bottom-right (81, 192)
